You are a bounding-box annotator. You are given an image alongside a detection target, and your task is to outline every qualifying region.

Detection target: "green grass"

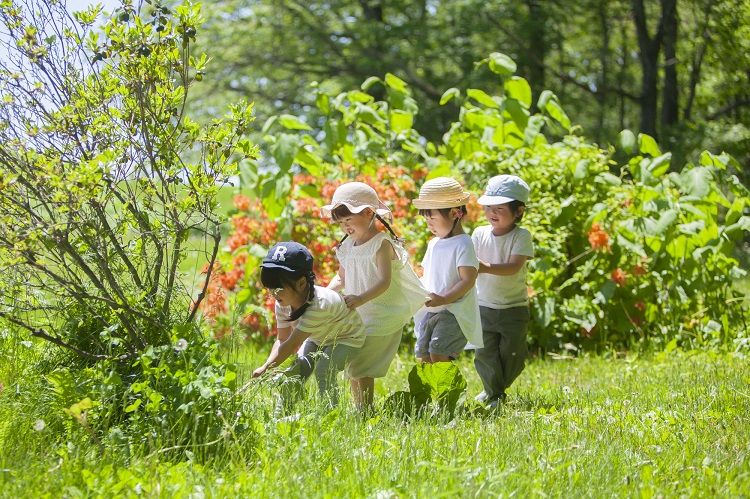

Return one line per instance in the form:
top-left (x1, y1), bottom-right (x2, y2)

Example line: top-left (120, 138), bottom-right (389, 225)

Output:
top-left (1, 347), bottom-right (749, 498)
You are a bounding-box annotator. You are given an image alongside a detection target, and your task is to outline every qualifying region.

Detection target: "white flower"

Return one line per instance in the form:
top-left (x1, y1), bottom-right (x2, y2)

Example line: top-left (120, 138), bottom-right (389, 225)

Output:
top-left (33, 419), bottom-right (45, 431)
top-left (174, 338), bottom-right (188, 352)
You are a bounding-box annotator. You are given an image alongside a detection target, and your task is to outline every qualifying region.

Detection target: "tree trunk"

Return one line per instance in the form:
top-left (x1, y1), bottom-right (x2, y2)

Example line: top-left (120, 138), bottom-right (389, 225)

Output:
top-left (661, 0), bottom-right (679, 127)
top-left (632, 0), bottom-right (664, 138)
top-left (525, 0), bottom-right (547, 96)
top-left (685, 3), bottom-right (713, 122)
top-left (597, 0), bottom-right (611, 141)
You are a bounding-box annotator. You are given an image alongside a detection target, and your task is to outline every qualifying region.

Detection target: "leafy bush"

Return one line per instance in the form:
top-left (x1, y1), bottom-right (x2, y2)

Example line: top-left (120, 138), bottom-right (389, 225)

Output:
top-left (0, 0), bottom-right (260, 451)
top-left (0, 1), bottom-right (256, 361)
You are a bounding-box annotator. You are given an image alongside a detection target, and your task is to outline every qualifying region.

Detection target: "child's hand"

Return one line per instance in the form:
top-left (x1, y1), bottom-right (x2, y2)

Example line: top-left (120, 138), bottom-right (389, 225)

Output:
top-left (344, 294), bottom-right (363, 308)
top-left (252, 366), bottom-right (267, 378)
top-left (425, 293), bottom-right (447, 307)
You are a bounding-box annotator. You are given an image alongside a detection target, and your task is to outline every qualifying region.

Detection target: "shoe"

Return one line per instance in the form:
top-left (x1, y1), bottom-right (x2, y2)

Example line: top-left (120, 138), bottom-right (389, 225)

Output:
top-left (486, 393), bottom-right (507, 409)
top-left (475, 391), bottom-right (488, 403)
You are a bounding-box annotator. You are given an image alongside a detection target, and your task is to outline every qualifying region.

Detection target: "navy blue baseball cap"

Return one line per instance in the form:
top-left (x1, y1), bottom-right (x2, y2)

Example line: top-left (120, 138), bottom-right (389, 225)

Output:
top-left (261, 241), bottom-right (314, 273)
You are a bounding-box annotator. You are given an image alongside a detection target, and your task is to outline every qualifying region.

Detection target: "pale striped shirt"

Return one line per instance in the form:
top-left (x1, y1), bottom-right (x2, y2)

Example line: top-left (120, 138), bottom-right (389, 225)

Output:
top-left (275, 286), bottom-right (366, 348)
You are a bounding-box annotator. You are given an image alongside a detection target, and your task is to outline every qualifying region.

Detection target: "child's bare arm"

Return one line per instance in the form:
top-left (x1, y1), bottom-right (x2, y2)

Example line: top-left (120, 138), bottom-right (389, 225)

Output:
top-left (327, 268), bottom-right (345, 292)
top-left (425, 265), bottom-right (478, 307)
top-left (478, 254), bottom-right (528, 276)
top-left (253, 326), bottom-right (309, 377)
top-left (344, 239), bottom-right (394, 308)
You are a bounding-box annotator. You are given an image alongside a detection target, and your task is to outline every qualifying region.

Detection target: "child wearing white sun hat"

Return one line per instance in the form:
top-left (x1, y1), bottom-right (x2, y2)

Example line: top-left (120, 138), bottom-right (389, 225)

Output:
top-left (411, 177), bottom-right (483, 364)
top-left (321, 182), bottom-right (428, 409)
top-left (472, 174), bottom-right (534, 407)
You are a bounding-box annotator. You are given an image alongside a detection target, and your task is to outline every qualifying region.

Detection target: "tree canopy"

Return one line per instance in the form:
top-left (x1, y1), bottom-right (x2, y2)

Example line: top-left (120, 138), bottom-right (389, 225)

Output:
top-left (191, 0), bottom-right (750, 176)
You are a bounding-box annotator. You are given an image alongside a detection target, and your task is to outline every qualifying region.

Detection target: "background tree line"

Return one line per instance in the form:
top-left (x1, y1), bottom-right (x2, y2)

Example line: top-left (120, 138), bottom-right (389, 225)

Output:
top-left (190, 0), bottom-right (750, 178)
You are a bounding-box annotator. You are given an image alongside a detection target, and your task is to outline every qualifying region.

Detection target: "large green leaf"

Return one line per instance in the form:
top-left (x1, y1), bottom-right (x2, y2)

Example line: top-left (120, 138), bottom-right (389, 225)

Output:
top-left (360, 76), bottom-right (382, 91)
top-left (638, 133), bottom-right (660, 157)
top-left (315, 93), bottom-right (329, 115)
top-left (680, 167), bottom-right (712, 198)
top-left (504, 76), bottom-right (532, 108)
top-left (573, 159), bottom-right (589, 180)
top-left (725, 216), bottom-right (750, 238)
top-left (389, 109), bottom-right (414, 133)
top-left (440, 87), bottom-right (460, 105)
top-left (523, 115), bottom-right (545, 145)
top-left (647, 153), bottom-right (672, 177)
top-left (699, 151), bottom-right (730, 170)
top-left (295, 147), bottom-right (322, 176)
top-left (278, 114), bottom-right (312, 131)
top-left (504, 98), bottom-right (529, 130)
top-left (272, 133), bottom-right (301, 173)
top-left (532, 295), bottom-right (556, 328)
top-left (486, 52), bottom-right (517, 75)
top-left (384, 73), bottom-right (409, 94)
top-left (408, 363), bottom-right (466, 414)
top-left (538, 91), bottom-right (570, 130)
top-left (617, 129), bottom-right (637, 154)
top-left (654, 208), bottom-right (679, 236)
top-left (467, 88), bottom-right (499, 108)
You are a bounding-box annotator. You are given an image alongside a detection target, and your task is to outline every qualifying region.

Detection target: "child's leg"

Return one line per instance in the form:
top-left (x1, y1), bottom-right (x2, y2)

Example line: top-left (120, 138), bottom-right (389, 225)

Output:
top-left (427, 311), bottom-right (467, 363)
top-left (497, 306), bottom-right (530, 389)
top-left (474, 318), bottom-right (503, 401)
top-left (414, 313), bottom-right (434, 363)
top-left (313, 343), bottom-right (359, 408)
top-left (350, 377), bottom-right (375, 408)
top-left (278, 340), bottom-right (317, 412)
top-left (348, 330), bottom-right (402, 408)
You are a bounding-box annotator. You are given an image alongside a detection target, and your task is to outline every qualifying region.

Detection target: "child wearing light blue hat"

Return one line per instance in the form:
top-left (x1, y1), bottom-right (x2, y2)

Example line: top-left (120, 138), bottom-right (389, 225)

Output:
top-left (471, 175), bottom-right (534, 407)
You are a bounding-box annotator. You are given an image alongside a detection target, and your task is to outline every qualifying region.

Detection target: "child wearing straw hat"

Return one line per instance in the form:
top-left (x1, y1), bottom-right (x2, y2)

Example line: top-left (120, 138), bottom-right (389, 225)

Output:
top-left (412, 177), bottom-right (483, 363)
top-left (472, 175), bottom-right (534, 407)
top-left (322, 182), bottom-right (428, 409)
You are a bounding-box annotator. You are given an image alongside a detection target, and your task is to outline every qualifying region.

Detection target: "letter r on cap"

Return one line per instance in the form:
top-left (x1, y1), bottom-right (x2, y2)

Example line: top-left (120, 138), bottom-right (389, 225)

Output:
top-left (272, 246), bottom-right (288, 261)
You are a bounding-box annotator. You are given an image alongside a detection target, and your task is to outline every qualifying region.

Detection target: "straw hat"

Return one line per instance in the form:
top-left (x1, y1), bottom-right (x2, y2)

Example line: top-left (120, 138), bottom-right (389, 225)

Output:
top-left (412, 177), bottom-right (471, 209)
top-left (321, 182), bottom-right (392, 220)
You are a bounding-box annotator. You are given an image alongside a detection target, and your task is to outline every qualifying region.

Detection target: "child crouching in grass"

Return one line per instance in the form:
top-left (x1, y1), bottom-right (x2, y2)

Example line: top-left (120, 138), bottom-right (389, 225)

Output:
top-left (252, 241), bottom-right (365, 410)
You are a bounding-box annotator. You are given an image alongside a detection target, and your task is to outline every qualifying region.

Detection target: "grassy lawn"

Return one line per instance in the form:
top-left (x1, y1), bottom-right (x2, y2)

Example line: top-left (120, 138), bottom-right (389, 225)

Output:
top-left (1, 348), bottom-right (748, 498)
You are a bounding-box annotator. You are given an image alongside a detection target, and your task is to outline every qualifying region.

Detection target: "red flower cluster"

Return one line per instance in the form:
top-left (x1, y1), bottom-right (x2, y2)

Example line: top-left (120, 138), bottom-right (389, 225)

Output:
top-left (632, 264), bottom-right (646, 277)
top-left (588, 222), bottom-right (610, 251)
top-left (611, 268), bottom-right (627, 287)
top-left (234, 194), bottom-right (252, 211)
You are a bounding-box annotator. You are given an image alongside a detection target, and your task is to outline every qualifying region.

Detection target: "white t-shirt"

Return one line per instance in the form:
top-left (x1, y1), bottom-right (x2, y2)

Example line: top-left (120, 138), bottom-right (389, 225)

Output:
top-left (472, 225), bottom-right (534, 309)
top-left (417, 234), bottom-right (483, 347)
top-left (336, 232), bottom-right (429, 336)
top-left (275, 286), bottom-right (366, 348)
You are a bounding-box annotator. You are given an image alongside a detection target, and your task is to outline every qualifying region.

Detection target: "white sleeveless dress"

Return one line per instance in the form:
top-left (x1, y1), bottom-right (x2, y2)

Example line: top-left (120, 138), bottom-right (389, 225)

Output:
top-left (336, 232), bottom-right (428, 337)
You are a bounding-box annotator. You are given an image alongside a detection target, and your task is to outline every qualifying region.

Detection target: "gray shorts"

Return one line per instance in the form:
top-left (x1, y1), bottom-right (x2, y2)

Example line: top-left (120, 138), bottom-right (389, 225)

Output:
top-left (415, 310), bottom-right (467, 359)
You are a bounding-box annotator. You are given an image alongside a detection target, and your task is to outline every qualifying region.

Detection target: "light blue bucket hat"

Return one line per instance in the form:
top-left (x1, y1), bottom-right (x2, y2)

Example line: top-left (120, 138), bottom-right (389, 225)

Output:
top-left (477, 175), bottom-right (530, 205)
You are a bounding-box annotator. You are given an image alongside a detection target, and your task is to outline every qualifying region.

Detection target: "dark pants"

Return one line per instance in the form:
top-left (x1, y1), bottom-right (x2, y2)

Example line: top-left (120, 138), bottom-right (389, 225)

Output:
top-left (278, 340), bottom-right (359, 412)
top-left (474, 306), bottom-right (530, 401)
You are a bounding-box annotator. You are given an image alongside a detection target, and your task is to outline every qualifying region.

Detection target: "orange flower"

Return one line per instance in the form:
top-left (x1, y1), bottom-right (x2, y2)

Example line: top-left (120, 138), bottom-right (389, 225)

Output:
top-left (233, 194), bottom-right (252, 211)
top-left (587, 222), bottom-right (610, 251)
top-left (632, 264), bottom-right (646, 277)
top-left (611, 268), bottom-right (627, 287)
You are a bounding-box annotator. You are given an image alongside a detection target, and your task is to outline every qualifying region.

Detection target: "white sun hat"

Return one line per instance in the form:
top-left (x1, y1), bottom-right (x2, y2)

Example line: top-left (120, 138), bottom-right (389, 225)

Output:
top-left (412, 177), bottom-right (471, 210)
top-left (477, 174), bottom-right (530, 205)
top-left (321, 181), bottom-right (392, 220)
